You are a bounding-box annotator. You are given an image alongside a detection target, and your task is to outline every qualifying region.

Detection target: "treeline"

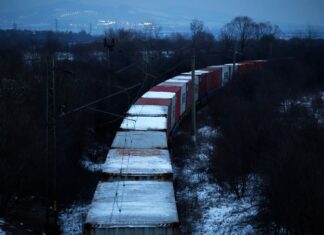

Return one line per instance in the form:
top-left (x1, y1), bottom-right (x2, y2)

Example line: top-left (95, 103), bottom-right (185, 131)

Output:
top-left (209, 49), bottom-right (324, 233)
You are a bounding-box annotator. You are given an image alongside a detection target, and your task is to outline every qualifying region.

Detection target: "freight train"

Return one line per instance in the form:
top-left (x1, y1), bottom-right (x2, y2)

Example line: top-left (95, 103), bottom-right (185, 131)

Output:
top-left (83, 60), bottom-right (266, 235)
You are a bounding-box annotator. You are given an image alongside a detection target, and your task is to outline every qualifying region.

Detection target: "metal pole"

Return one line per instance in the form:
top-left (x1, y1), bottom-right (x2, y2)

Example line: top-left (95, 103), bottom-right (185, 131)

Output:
top-left (191, 49), bottom-right (196, 143)
top-left (232, 42), bottom-right (237, 80)
top-left (51, 58), bottom-right (58, 230)
top-left (46, 57), bottom-right (59, 234)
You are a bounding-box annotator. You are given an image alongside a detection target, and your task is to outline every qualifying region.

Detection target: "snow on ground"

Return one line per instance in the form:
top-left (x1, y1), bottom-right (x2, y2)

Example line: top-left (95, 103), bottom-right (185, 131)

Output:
top-left (0, 218), bottom-right (6, 235)
top-left (280, 92), bottom-right (324, 125)
top-left (80, 157), bottom-right (103, 172)
top-left (175, 125), bottom-right (257, 235)
top-left (59, 203), bottom-right (90, 235)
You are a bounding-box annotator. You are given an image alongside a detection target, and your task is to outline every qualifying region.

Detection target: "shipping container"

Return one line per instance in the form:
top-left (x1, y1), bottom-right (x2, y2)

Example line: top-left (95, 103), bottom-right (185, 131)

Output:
top-left (150, 86), bottom-right (181, 121)
top-left (112, 131), bottom-right (168, 149)
top-left (225, 63), bottom-right (240, 80)
top-left (166, 78), bottom-right (191, 111)
top-left (181, 70), bottom-right (209, 98)
top-left (141, 91), bottom-right (177, 127)
top-left (202, 67), bottom-right (222, 92)
top-left (135, 98), bottom-right (173, 131)
top-left (160, 81), bottom-right (187, 115)
top-left (207, 65), bottom-right (230, 86)
top-left (120, 116), bottom-right (168, 132)
top-left (127, 105), bottom-right (168, 117)
top-left (101, 149), bottom-right (173, 181)
top-left (173, 75), bottom-right (198, 102)
top-left (236, 62), bottom-right (251, 76)
top-left (84, 181), bottom-right (179, 235)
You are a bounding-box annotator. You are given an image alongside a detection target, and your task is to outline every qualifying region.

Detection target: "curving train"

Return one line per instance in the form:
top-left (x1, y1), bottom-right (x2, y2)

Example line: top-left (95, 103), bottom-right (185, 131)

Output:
top-left (83, 60), bottom-right (266, 235)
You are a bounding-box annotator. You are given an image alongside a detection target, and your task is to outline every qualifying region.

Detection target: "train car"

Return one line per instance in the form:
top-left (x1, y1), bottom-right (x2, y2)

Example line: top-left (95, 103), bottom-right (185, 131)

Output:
top-left (126, 105), bottom-right (171, 133)
top-left (165, 78), bottom-right (191, 111)
top-left (140, 91), bottom-right (177, 128)
top-left (202, 66), bottom-right (222, 93)
top-left (172, 75), bottom-right (199, 102)
top-left (112, 131), bottom-right (168, 149)
top-left (120, 116), bottom-right (168, 132)
top-left (101, 149), bottom-right (173, 181)
top-left (181, 70), bottom-right (210, 98)
top-left (224, 63), bottom-right (240, 80)
top-left (158, 81), bottom-right (187, 115)
top-left (149, 86), bottom-right (181, 122)
top-left (127, 105), bottom-right (168, 117)
top-left (135, 98), bottom-right (174, 131)
top-left (207, 65), bottom-right (230, 86)
top-left (84, 181), bottom-right (179, 235)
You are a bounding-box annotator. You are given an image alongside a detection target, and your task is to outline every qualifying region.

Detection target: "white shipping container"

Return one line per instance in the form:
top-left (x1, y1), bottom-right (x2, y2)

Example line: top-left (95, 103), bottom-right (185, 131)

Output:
top-left (173, 75), bottom-right (199, 101)
top-left (127, 105), bottom-right (168, 117)
top-left (84, 181), bottom-right (179, 235)
top-left (225, 63), bottom-right (240, 80)
top-left (161, 81), bottom-right (186, 115)
top-left (112, 131), bottom-right (168, 149)
top-left (120, 116), bottom-right (167, 131)
top-left (102, 149), bottom-right (173, 180)
top-left (141, 91), bottom-right (177, 128)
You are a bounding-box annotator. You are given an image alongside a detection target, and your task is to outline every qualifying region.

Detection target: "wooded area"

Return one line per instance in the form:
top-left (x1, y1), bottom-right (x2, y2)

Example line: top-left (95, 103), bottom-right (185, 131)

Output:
top-left (209, 51), bottom-right (324, 233)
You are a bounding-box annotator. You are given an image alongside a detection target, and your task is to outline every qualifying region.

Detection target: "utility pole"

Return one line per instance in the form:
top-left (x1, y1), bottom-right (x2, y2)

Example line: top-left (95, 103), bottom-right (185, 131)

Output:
top-left (104, 37), bottom-right (116, 89)
top-left (191, 49), bottom-right (196, 144)
top-left (55, 19), bottom-right (58, 32)
top-left (89, 23), bottom-right (92, 35)
top-left (232, 42), bottom-right (238, 80)
top-left (46, 57), bottom-right (60, 234)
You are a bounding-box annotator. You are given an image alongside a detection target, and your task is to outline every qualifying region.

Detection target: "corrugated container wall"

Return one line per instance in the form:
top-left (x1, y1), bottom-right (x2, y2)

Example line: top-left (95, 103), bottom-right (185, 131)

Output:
top-left (173, 75), bottom-right (198, 102)
top-left (101, 149), bottom-right (173, 181)
top-left (141, 91), bottom-right (177, 128)
top-left (111, 131), bottom-right (168, 149)
top-left (150, 86), bottom-right (181, 121)
top-left (135, 98), bottom-right (173, 131)
top-left (159, 81), bottom-right (187, 115)
top-left (84, 181), bottom-right (179, 235)
top-left (167, 78), bottom-right (192, 110)
top-left (120, 116), bottom-right (168, 132)
top-left (202, 67), bottom-right (222, 92)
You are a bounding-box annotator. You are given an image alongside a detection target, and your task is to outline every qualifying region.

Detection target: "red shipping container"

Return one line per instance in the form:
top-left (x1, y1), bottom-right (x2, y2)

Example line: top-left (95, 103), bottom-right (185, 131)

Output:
top-left (182, 71), bottom-right (209, 99)
top-left (136, 98), bottom-right (173, 133)
top-left (150, 86), bottom-right (181, 122)
top-left (160, 81), bottom-right (187, 115)
top-left (170, 77), bottom-right (192, 110)
top-left (202, 67), bottom-right (222, 92)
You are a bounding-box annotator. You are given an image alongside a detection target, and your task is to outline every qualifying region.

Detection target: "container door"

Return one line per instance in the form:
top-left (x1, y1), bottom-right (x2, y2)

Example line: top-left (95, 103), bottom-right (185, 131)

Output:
top-left (194, 76), bottom-right (199, 101)
top-left (171, 97), bottom-right (176, 127)
top-left (180, 84), bottom-right (186, 115)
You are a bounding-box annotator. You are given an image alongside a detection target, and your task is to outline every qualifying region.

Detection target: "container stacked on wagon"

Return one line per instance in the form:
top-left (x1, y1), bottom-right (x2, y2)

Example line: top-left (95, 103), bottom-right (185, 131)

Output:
top-left (83, 60), bottom-right (266, 235)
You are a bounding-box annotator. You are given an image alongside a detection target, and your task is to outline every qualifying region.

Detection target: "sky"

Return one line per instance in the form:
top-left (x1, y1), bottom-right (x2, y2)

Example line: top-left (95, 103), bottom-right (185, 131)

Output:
top-left (1, 0), bottom-right (324, 34)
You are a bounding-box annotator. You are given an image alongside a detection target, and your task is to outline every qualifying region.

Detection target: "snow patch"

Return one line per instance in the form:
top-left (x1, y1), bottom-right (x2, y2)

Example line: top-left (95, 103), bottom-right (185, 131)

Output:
top-left (80, 159), bottom-right (103, 172)
top-left (59, 203), bottom-right (90, 235)
top-left (176, 125), bottom-right (257, 234)
top-left (0, 218), bottom-right (6, 235)
top-left (198, 126), bottom-right (218, 138)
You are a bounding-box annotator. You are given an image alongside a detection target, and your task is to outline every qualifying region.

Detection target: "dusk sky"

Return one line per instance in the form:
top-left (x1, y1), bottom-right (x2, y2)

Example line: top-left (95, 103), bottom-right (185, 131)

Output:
top-left (1, 0), bottom-right (324, 34)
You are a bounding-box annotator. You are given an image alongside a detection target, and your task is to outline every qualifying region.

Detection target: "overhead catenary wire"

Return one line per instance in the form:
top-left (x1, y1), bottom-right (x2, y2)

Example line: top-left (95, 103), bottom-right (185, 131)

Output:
top-left (59, 83), bottom-right (142, 118)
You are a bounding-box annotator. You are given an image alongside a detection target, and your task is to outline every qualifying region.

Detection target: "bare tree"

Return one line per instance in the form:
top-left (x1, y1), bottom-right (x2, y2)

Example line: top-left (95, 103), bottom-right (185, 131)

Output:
top-left (190, 19), bottom-right (204, 46)
top-left (255, 22), bottom-right (279, 40)
top-left (220, 16), bottom-right (256, 59)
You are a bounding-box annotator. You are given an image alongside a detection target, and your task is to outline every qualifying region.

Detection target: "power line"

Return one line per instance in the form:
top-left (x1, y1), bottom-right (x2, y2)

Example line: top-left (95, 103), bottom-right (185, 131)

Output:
top-left (59, 83), bottom-right (141, 118)
top-left (86, 107), bottom-right (136, 122)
